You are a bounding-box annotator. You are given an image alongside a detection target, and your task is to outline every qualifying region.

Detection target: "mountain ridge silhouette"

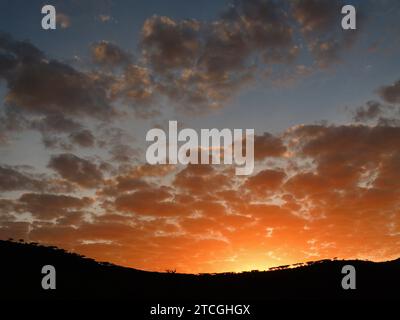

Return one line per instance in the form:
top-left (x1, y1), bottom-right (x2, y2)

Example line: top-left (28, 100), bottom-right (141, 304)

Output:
top-left (1, 240), bottom-right (399, 300)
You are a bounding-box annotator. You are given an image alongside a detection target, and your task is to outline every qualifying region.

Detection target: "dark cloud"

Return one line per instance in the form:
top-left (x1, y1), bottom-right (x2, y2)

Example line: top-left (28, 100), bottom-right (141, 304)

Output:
top-left (245, 169), bottom-right (286, 195)
top-left (41, 135), bottom-right (72, 150)
top-left (109, 144), bottom-right (139, 163)
top-left (221, 0), bottom-right (296, 62)
top-left (292, 0), bottom-right (357, 67)
top-left (90, 41), bottom-right (132, 68)
top-left (0, 165), bottom-right (76, 193)
top-left (48, 153), bottom-right (103, 188)
top-left (284, 171), bottom-right (329, 198)
top-left (140, 0), bottom-right (297, 112)
top-left (30, 113), bottom-right (82, 134)
top-left (29, 114), bottom-right (92, 151)
top-left (293, 0), bottom-right (340, 34)
top-left (110, 64), bottom-right (157, 117)
top-left (141, 16), bottom-right (201, 73)
top-left (56, 211), bottom-right (85, 226)
top-left (376, 117), bottom-right (400, 127)
top-left (140, 16), bottom-right (219, 111)
top-left (114, 186), bottom-right (189, 217)
top-left (129, 164), bottom-right (176, 178)
top-left (174, 165), bottom-right (232, 194)
top-left (69, 129), bottom-right (95, 148)
top-left (379, 79), bottom-right (400, 104)
top-left (0, 165), bottom-right (45, 192)
top-left (0, 33), bottom-right (115, 120)
top-left (98, 176), bottom-right (151, 197)
top-left (254, 132), bottom-right (287, 160)
top-left (0, 199), bottom-right (17, 217)
top-left (294, 125), bottom-right (400, 162)
top-left (17, 193), bottom-right (92, 219)
top-left (96, 164), bottom-right (176, 198)
top-left (0, 32), bottom-right (43, 66)
top-left (96, 126), bottom-right (130, 148)
top-left (287, 124), bottom-right (400, 194)
top-left (0, 107), bottom-right (28, 143)
top-left (5, 60), bottom-right (114, 119)
top-left (353, 101), bottom-right (384, 122)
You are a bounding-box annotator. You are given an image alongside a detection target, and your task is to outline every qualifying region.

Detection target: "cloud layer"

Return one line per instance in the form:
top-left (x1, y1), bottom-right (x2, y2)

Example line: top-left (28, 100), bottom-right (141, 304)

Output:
top-left (1, 0), bottom-right (400, 273)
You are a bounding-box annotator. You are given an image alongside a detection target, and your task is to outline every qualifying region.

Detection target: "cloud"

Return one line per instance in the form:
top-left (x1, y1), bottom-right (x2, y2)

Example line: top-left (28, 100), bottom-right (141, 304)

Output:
top-left (141, 16), bottom-right (201, 73)
top-left (221, 0), bottom-right (295, 60)
top-left (284, 172), bottom-right (329, 198)
top-left (90, 41), bottom-right (132, 68)
top-left (0, 0), bottom-right (363, 124)
top-left (353, 100), bottom-right (384, 122)
top-left (68, 129), bottom-right (95, 148)
top-left (379, 79), bottom-right (400, 104)
top-left (254, 132), bottom-right (287, 160)
top-left (292, 125), bottom-right (400, 163)
top-left (28, 114), bottom-right (97, 151)
top-left (98, 176), bottom-right (151, 197)
top-left (0, 165), bottom-right (76, 193)
top-left (0, 165), bottom-right (46, 192)
top-left (245, 169), bottom-right (286, 195)
top-left (5, 60), bottom-right (114, 119)
top-left (292, 0), bottom-right (357, 67)
top-left (129, 164), bottom-right (176, 178)
top-left (114, 186), bottom-right (188, 217)
top-left (293, 0), bottom-right (340, 34)
top-left (0, 107), bottom-right (28, 143)
top-left (30, 113), bottom-right (82, 134)
top-left (16, 193), bottom-right (92, 220)
top-left (285, 124), bottom-right (400, 203)
top-left (110, 64), bottom-right (157, 117)
top-left (135, 0), bottom-right (361, 112)
top-left (174, 165), bottom-right (232, 194)
top-left (3, 117), bottom-right (400, 271)
top-left (48, 153), bottom-right (103, 188)
top-left (0, 33), bottom-right (115, 120)
top-left (140, 0), bottom-right (297, 112)
top-left (96, 165), bottom-right (175, 197)
top-left (108, 144), bottom-right (139, 163)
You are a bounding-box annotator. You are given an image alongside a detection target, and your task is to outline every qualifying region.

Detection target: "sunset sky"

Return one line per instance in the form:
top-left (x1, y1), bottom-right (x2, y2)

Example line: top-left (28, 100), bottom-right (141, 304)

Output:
top-left (1, 0), bottom-right (400, 273)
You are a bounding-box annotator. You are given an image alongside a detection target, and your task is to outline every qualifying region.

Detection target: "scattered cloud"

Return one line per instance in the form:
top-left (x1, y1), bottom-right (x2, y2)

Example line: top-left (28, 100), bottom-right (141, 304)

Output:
top-left (379, 79), bottom-right (400, 104)
top-left (48, 153), bottom-right (103, 188)
top-left (353, 100), bottom-right (384, 122)
top-left (0, 33), bottom-right (115, 121)
top-left (90, 41), bottom-right (132, 68)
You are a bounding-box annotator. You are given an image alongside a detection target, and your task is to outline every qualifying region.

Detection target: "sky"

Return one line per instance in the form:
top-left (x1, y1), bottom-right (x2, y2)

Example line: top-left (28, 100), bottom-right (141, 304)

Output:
top-left (0, 0), bottom-right (400, 273)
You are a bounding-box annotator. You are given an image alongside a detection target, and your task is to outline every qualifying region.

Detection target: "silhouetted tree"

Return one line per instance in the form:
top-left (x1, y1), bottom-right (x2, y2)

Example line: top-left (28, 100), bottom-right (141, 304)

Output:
top-left (166, 269), bottom-right (176, 274)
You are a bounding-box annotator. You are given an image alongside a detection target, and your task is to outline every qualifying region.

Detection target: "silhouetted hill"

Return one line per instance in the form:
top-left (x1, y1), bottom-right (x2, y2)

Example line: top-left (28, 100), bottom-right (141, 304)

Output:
top-left (1, 240), bottom-right (399, 300)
